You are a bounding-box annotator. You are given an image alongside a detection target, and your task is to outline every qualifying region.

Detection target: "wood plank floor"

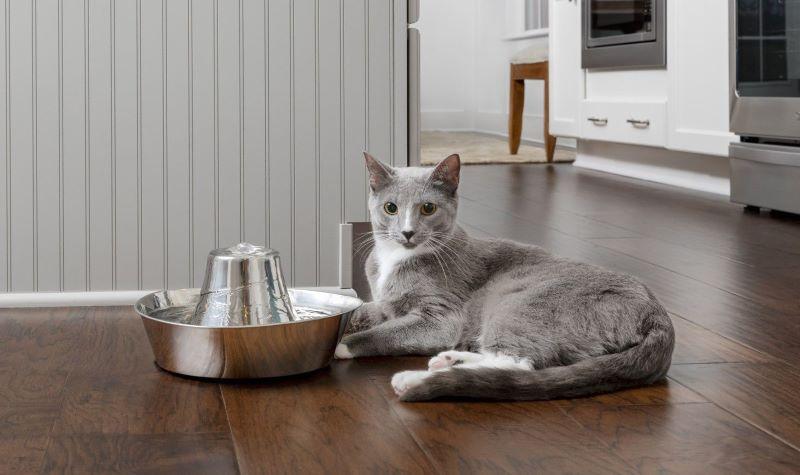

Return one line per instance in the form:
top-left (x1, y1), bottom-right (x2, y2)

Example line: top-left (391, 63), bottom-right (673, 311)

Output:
top-left (3, 164), bottom-right (800, 474)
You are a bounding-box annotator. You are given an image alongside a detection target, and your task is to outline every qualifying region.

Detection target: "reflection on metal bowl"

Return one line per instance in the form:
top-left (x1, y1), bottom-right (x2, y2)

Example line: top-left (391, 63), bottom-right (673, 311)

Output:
top-left (134, 288), bottom-right (362, 379)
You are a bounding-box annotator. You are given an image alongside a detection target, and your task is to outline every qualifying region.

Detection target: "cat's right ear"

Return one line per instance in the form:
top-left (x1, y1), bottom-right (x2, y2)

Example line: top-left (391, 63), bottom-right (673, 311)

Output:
top-left (363, 152), bottom-right (395, 191)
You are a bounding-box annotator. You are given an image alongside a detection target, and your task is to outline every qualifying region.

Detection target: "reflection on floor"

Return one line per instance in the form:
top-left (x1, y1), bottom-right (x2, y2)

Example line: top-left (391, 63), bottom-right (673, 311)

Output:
top-left (421, 130), bottom-right (575, 165)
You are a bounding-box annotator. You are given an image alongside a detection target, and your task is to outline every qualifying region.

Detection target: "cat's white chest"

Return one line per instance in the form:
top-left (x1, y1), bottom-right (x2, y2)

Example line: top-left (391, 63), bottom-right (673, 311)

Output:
top-left (373, 245), bottom-right (415, 299)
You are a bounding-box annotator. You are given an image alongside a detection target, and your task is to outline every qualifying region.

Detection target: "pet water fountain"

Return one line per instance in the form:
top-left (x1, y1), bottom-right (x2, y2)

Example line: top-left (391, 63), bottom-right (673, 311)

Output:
top-left (134, 242), bottom-right (362, 379)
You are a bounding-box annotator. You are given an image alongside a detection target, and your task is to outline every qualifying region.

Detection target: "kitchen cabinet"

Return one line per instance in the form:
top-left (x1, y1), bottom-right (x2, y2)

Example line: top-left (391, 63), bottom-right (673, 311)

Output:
top-left (581, 100), bottom-right (667, 148)
top-left (549, 0), bottom-right (583, 137)
top-left (666, 0), bottom-right (736, 156)
top-left (548, 0), bottom-right (735, 156)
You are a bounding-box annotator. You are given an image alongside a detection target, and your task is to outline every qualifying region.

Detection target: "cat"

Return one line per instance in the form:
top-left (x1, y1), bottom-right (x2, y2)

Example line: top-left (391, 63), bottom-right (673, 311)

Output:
top-left (335, 152), bottom-right (675, 402)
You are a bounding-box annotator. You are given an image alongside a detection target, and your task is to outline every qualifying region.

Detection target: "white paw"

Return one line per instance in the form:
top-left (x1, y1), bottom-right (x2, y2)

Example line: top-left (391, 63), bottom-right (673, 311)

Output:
top-left (334, 343), bottom-right (353, 359)
top-left (391, 370), bottom-right (431, 397)
top-left (428, 351), bottom-right (483, 370)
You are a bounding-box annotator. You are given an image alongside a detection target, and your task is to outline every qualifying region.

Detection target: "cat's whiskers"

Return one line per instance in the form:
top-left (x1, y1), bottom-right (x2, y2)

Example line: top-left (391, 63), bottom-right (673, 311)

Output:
top-left (426, 234), bottom-right (472, 276)
top-left (435, 245), bottom-right (471, 276)
top-left (426, 238), bottom-right (460, 271)
top-left (423, 235), bottom-right (472, 281)
top-left (353, 230), bottom-right (392, 257)
top-left (427, 244), bottom-right (451, 290)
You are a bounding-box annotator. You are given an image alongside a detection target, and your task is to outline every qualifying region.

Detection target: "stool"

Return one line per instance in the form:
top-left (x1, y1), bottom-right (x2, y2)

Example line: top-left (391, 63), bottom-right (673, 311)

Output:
top-left (509, 44), bottom-right (556, 162)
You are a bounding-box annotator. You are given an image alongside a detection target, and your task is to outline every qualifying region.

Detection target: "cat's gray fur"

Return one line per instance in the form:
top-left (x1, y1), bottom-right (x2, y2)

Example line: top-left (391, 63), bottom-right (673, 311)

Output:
top-left (337, 152), bottom-right (675, 402)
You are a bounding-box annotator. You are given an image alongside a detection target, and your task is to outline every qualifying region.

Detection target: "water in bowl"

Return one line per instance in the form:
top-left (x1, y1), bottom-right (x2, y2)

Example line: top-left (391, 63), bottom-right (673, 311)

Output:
top-left (149, 304), bottom-right (332, 327)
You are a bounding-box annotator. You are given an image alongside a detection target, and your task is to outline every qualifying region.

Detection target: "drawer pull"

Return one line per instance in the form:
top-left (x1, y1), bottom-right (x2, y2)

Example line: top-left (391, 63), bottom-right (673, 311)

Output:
top-left (587, 117), bottom-right (608, 126)
top-left (627, 118), bottom-right (651, 128)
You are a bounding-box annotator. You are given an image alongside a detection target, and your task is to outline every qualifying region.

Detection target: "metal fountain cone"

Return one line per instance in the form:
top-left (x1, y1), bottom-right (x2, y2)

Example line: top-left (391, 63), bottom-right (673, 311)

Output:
top-left (190, 242), bottom-right (296, 326)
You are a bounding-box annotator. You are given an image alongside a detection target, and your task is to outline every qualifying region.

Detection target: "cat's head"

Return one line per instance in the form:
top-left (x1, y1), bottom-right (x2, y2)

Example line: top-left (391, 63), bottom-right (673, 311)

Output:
top-left (364, 152), bottom-right (460, 251)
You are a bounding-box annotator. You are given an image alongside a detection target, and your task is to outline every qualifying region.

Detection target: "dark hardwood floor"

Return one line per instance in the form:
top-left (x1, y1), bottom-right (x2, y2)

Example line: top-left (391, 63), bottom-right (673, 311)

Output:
top-left (3, 163), bottom-right (800, 473)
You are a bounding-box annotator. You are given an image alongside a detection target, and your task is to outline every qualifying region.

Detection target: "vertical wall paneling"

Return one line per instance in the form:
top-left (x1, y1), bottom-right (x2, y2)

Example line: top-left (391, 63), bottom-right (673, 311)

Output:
top-left (0, 0), bottom-right (8, 291)
top-left (35, 0), bottom-right (60, 291)
top-left (62, 0), bottom-right (88, 291)
top-left (368, 0), bottom-right (391, 168)
top-left (316, 0), bottom-right (343, 285)
top-left (393, 0), bottom-right (408, 167)
top-left (140, 0), bottom-right (165, 289)
top-left (191, 0), bottom-right (216, 286)
top-left (217, 0), bottom-right (242, 247)
top-left (1, 0), bottom-right (408, 293)
top-left (113, 0), bottom-right (139, 289)
top-left (342, 0), bottom-right (367, 224)
top-left (87, 0), bottom-right (113, 290)
top-left (241, 0), bottom-right (267, 247)
top-left (9, 0), bottom-right (35, 291)
top-left (267, 0), bottom-right (292, 284)
top-left (292, 0), bottom-right (317, 285)
top-left (165, 0), bottom-right (191, 289)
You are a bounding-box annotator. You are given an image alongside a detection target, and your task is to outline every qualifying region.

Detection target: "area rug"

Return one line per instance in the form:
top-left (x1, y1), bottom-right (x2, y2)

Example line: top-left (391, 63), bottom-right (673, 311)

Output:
top-left (421, 131), bottom-right (575, 165)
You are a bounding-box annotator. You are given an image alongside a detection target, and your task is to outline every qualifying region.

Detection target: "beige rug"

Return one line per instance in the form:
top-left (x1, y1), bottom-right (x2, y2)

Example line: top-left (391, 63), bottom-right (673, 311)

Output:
top-left (421, 131), bottom-right (575, 165)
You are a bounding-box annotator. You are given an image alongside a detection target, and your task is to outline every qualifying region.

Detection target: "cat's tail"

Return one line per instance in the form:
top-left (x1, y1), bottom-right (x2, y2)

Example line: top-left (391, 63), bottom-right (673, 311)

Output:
top-left (398, 308), bottom-right (675, 402)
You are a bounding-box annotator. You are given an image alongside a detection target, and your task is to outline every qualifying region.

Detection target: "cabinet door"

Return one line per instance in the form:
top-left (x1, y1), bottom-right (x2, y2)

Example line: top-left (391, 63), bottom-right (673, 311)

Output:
top-left (667, 1), bottom-right (736, 156)
top-left (549, 0), bottom-right (583, 137)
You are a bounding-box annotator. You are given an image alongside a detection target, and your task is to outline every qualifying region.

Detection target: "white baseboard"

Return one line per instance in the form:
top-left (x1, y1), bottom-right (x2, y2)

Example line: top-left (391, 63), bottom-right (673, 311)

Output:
top-left (0, 287), bottom-right (357, 308)
top-left (0, 290), bottom-right (157, 308)
top-left (574, 140), bottom-right (731, 196)
top-left (422, 109), bottom-right (546, 143)
top-left (422, 109), bottom-right (578, 150)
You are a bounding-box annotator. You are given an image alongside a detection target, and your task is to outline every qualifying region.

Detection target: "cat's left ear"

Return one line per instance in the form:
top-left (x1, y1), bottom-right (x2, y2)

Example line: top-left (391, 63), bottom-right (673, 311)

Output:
top-left (431, 154), bottom-right (461, 194)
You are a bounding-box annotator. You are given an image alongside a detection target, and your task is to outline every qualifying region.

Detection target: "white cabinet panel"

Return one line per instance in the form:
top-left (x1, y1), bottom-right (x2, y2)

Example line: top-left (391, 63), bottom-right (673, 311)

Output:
top-left (581, 100), bottom-right (667, 148)
top-left (586, 69), bottom-right (668, 101)
top-left (667, 0), bottom-right (735, 157)
top-left (549, 0), bottom-right (582, 137)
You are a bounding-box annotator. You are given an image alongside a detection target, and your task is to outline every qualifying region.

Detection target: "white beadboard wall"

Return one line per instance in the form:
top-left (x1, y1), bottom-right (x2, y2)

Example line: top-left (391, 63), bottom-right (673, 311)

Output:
top-left (0, 0), bottom-right (408, 293)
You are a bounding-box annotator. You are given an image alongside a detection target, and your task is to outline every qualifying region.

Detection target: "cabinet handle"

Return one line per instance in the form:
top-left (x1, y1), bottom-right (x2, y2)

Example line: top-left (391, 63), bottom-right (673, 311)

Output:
top-left (627, 118), bottom-right (651, 128)
top-left (587, 117), bottom-right (608, 126)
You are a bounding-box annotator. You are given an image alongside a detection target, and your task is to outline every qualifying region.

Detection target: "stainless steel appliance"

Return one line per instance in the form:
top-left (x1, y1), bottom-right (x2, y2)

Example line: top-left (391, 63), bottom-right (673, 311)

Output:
top-left (730, 0), bottom-right (800, 214)
top-left (582, 0), bottom-right (666, 69)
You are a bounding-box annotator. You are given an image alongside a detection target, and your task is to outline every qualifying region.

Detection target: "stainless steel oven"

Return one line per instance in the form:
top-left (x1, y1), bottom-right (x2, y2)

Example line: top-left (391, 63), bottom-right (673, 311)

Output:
top-left (582, 0), bottom-right (666, 69)
top-left (731, 0), bottom-right (800, 140)
top-left (730, 0), bottom-right (800, 214)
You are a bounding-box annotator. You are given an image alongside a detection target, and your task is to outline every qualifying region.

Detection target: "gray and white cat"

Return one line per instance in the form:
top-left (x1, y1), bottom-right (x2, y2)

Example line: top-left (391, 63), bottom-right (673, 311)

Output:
top-left (335, 153), bottom-right (675, 402)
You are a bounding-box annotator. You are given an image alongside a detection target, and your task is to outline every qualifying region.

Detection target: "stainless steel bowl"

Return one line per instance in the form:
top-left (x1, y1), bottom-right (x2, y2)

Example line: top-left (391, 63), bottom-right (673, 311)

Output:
top-left (134, 288), bottom-right (362, 379)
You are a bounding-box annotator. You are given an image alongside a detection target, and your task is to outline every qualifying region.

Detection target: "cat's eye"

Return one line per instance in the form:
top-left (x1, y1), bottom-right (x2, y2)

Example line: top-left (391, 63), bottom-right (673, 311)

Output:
top-left (383, 202), bottom-right (398, 215)
top-left (420, 202), bottom-right (437, 216)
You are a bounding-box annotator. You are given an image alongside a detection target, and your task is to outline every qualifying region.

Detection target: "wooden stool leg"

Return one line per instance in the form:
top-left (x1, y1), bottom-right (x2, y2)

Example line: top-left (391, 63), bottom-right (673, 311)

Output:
top-left (509, 72), bottom-right (525, 155)
top-left (543, 66), bottom-right (556, 162)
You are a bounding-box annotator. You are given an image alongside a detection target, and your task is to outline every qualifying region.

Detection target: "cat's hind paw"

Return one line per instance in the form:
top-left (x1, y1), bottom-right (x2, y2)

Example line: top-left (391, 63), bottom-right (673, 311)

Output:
top-left (391, 370), bottom-right (431, 397)
top-left (428, 351), bottom-right (484, 370)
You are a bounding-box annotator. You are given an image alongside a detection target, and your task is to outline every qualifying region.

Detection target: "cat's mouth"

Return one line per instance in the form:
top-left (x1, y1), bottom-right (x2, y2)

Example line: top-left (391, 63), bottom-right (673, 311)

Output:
top-left (401, 242), bottom-right (418, 249)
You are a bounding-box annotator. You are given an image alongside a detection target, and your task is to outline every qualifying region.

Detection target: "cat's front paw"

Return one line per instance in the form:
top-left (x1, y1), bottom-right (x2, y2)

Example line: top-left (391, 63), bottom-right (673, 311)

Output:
top-left (391, 370), bottom-right (431, 397)
top-left (344, 304), bottom-right (381, 334)
top-left (334, 343), bottom-right (354, 359)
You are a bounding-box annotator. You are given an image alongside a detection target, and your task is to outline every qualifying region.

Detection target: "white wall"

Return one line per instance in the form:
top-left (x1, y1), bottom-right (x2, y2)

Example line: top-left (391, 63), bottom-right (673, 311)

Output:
top-left (418, 0), bottom-right (559, 146)
top-left (417, 0), bottom-right (476, 130)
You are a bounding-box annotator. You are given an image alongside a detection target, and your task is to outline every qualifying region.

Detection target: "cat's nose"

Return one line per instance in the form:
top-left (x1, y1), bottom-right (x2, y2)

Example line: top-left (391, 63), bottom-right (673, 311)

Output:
top-left (401, 231), bottom-right (415, 241)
